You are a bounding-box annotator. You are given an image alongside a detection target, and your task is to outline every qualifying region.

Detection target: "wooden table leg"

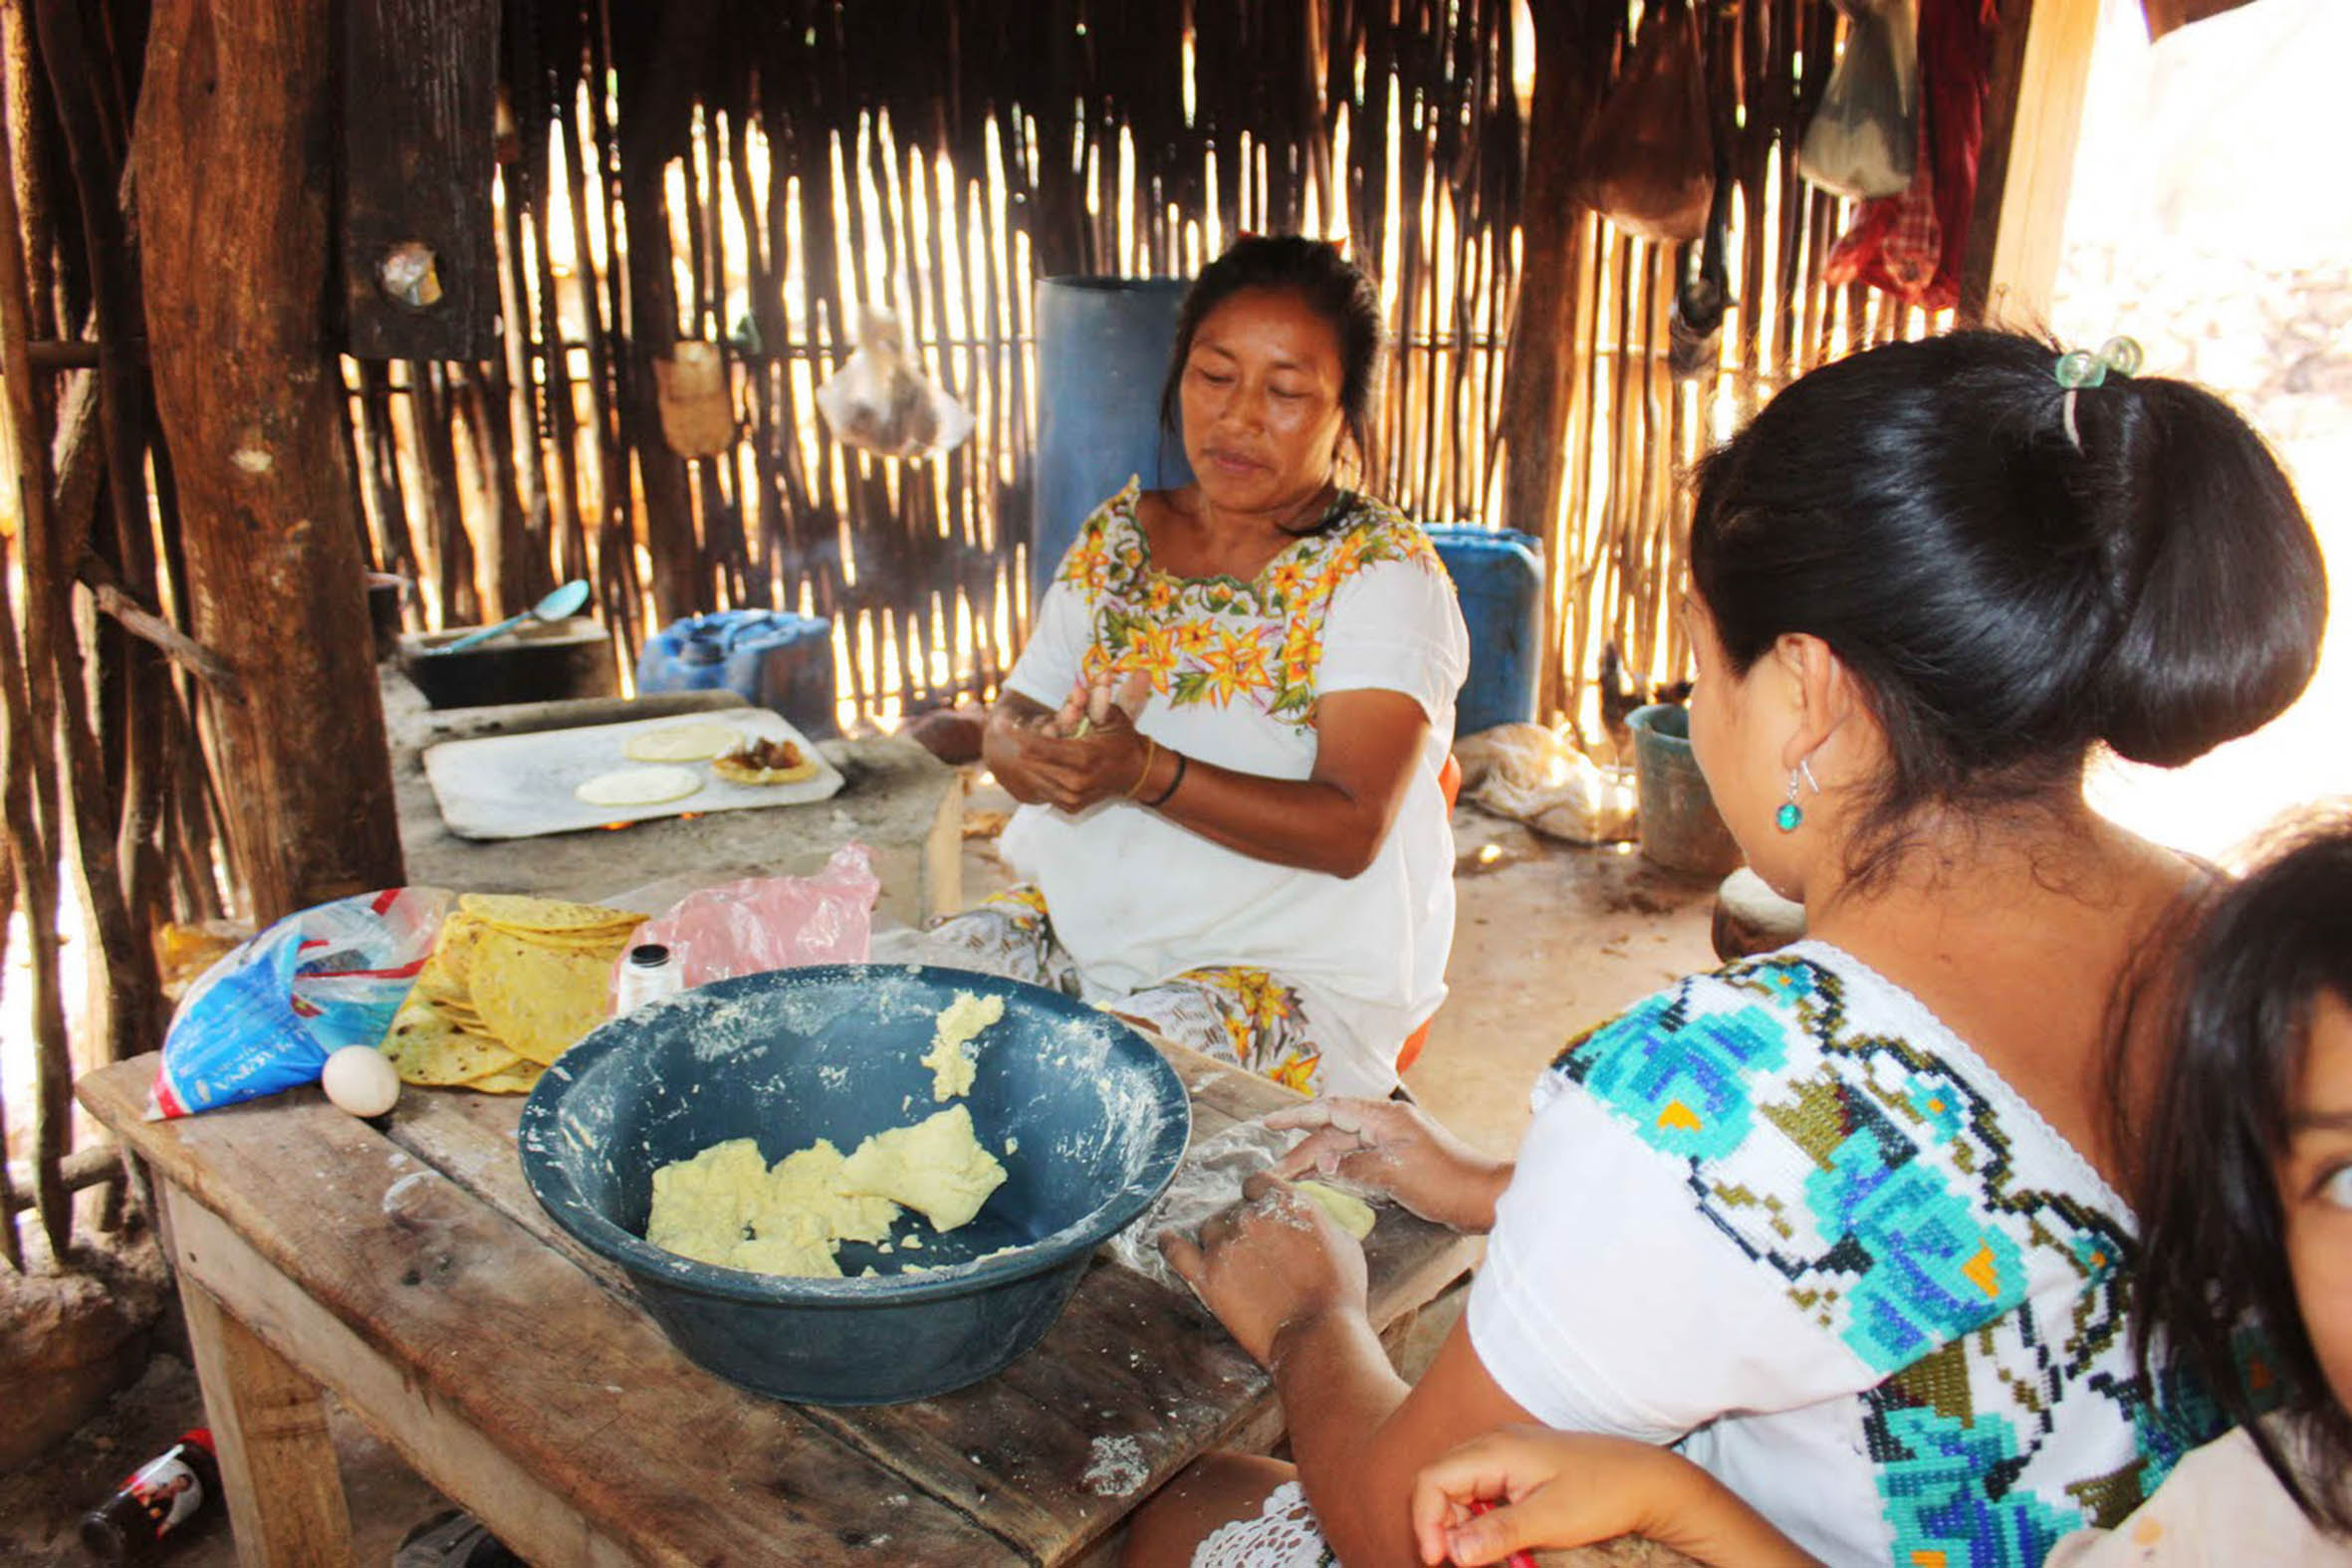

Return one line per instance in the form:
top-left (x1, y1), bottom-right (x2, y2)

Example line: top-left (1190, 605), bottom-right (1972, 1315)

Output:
top-left (179, 1270), bottom-right (358, 1567)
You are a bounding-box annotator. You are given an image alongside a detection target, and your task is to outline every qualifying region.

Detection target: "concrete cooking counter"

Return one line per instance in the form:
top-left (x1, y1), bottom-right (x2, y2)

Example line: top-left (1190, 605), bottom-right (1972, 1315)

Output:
top-left (382, 669), bottom-right (964, 929)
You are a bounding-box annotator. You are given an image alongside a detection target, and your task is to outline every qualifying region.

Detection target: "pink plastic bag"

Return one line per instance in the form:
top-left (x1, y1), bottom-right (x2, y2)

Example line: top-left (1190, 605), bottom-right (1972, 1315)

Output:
top-left (618, 842), bottom-right (880, 994)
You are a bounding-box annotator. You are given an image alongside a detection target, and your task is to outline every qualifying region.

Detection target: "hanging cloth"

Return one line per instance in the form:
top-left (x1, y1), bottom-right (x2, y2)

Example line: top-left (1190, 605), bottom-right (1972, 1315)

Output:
top-left (1823, 0), bottom-right (1999, 310)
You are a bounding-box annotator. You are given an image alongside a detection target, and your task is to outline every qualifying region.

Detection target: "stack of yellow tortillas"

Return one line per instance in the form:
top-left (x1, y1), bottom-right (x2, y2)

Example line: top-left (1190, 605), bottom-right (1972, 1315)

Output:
top-left (381, 893), bottom-right (646, 1094)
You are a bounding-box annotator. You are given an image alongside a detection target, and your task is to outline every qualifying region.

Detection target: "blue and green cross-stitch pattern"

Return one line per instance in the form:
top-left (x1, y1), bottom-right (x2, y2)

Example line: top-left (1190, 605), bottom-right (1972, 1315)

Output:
top-left (1547, 948), bottom-right (2226, 1565)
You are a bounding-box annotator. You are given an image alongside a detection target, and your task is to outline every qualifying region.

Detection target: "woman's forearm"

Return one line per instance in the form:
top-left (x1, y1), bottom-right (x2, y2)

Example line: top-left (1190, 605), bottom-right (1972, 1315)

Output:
top-left (1266, 1309), bottom-right (1424, 1567)
top-left (1144, 751), bottom-right (1389, 877)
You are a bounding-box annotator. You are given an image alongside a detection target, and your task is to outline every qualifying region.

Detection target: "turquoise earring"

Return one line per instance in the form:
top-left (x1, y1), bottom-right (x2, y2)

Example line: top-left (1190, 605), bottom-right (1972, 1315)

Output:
top-left (1775, 772), bottom-right (1803, 833)
top-left (1775, 758), bottom-right (1819, 833)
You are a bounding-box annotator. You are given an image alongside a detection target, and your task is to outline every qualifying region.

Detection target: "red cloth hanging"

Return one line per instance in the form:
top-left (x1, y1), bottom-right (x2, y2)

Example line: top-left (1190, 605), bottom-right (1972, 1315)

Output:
top-left (1822, 0), bottom-right (1998, 310)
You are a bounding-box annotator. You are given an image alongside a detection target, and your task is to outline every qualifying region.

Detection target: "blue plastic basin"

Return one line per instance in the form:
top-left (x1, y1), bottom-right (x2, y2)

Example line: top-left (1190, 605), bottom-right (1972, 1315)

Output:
top-left (519, 965), bottom-right (1192, 1405)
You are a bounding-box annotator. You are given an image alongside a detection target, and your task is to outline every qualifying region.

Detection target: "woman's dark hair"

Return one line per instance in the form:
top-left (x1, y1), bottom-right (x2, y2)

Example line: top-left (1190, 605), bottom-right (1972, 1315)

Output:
top-left (1158, 235), bottom-right (1384, 477)
top-left (1689, 330), bottom-right (2324, 880)
top-left (2129, 810), bottom-right (2352, 1533)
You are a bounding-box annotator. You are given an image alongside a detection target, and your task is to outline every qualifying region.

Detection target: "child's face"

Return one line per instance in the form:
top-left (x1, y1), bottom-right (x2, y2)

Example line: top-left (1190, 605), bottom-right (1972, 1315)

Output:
top-left (2281, 988), bottom-right (2352, 1412)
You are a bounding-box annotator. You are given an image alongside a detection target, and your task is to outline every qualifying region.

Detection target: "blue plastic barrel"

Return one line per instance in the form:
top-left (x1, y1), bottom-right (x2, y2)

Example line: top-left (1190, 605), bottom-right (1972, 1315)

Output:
top-left (1033, 277), bottom-right (1196, 603)
top-left (635, 610), bottom-right (838, 738)
top-left (1424, 525), bottom-right (1544, 739)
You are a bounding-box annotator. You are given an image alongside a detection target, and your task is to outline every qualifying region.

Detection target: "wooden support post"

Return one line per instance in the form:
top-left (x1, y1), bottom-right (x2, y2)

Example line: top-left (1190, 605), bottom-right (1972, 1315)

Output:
top-left (176, 1266), bottom-right (358, 1566)
top-left (600, 0), bottom-right (725, 631)
top-left (135, 0), bottom-right (405, 925)
top-left (1496, 0), bottom-right (1617, 717)
top-left (1960, 0), bottom-right (2102, 329)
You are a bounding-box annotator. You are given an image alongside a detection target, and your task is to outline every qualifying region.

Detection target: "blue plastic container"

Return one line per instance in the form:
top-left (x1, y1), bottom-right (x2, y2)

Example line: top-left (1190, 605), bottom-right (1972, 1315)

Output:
top-left (635, 610), bottom-right (837, 738)
top-left (1032, 277), bottom-right (1196, 602)
top-left (519, 964), bottom-right (1192, 1406)
top-left (1425, 525), bottom-right (1544, 739)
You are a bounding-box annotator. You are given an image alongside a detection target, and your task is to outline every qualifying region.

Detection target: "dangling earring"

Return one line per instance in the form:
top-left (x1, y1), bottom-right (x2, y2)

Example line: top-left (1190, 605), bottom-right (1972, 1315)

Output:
top-left (1775, 758), bottom-right (1820, 834)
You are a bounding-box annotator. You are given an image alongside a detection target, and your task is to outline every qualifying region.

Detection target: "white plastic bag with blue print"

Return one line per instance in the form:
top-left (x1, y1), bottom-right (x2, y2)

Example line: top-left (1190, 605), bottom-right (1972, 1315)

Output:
top-left (150, 887), bottom-right (454, 1118)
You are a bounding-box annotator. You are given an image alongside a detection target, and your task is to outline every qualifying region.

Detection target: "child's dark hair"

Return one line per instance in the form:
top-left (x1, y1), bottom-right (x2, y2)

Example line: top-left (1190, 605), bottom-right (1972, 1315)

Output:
top-left (1689, 330), bottom-right (2324, 887)
top-left (1158, 235), bottom-right (1384, 477)
top-left (2132, 811), bottom-right (2352, 1532)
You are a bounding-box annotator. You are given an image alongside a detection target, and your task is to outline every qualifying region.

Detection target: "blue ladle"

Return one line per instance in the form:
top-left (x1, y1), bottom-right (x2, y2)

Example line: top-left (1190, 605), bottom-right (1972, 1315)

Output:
top-left (432, 578), bottom-right (590, 655)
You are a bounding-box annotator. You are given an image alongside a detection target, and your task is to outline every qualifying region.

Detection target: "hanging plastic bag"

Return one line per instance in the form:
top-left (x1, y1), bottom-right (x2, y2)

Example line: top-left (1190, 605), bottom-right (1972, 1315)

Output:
top-left (1821, 0), bottom-right (1997, 310)
top-left (1571, 0), bottom-right (1715, 246)
top-left (1452, 723), bottom-right (1639, 846)
top-left (814, 306), bottom-right (975, 461)
top-left (1799, 0), bottom-right (1921, 200)
top-left (152, 887), bottom-right (454, 1118)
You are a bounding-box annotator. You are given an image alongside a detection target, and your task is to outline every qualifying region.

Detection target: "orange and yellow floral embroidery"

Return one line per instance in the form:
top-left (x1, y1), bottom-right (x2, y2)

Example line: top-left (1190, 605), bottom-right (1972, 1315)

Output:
top-left (1055, 479), bottom-right (1445, 727)
top-left (1268, 1051), bottom-right (1323, 1096)
top-left (1177, 965), bottom-right (1319, 1092)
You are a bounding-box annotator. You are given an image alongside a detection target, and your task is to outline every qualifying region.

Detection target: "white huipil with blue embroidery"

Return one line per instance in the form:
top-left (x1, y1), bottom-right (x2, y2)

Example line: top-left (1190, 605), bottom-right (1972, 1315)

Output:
top-left (1468, 941), bottom-right (2223, 1568)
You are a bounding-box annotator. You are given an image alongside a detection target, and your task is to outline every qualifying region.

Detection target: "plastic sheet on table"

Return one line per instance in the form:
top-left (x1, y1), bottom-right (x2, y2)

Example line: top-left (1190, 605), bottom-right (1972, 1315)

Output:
top-left (1103, 1121), bottom-right (1343, 1291)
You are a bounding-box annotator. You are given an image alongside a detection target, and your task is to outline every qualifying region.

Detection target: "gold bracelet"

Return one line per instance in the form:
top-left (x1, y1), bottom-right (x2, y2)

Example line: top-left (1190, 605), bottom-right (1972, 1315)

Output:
top-left (1126, 736), bottom-right (1160, 798)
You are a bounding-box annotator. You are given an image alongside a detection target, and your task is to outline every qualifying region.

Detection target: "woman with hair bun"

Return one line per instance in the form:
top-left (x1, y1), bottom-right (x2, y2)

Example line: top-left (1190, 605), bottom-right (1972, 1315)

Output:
top-left (936, 236), bottom-right (1469, 1100)
top-left (1126, 331), bottom-right (2327, 1568)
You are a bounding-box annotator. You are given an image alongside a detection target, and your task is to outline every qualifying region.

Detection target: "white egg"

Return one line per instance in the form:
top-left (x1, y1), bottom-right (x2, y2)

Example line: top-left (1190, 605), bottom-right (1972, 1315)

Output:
top-left (321, 1045), bottom-right (401, 1117)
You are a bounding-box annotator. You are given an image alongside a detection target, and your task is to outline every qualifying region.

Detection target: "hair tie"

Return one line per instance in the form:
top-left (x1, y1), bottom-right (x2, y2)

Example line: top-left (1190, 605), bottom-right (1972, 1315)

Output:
top-left (1144, 751), bottom-right (1188, 808)
top-left (2053, 336), bottom-right (2142, 450)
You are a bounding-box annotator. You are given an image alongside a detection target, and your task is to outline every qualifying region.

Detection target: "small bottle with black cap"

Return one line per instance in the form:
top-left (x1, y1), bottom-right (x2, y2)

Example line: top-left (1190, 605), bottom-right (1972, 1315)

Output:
top-left (612, 943), bottom-right (682, 1015)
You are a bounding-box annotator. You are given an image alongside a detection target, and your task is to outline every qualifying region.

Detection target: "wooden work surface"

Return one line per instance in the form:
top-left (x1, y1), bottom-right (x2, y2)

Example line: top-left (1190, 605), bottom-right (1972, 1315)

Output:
top-left (80, 1044), bottom-right (1482, 1567)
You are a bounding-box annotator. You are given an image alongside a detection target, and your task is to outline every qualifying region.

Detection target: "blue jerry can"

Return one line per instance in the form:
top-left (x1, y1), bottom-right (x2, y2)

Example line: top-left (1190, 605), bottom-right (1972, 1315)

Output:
top-left (635, 610), bottom-right (839, 738)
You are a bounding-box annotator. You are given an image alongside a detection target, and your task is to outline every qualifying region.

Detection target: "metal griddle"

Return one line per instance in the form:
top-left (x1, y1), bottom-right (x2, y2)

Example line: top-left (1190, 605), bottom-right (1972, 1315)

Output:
top-left (421, 710), bottom-right (845, 840)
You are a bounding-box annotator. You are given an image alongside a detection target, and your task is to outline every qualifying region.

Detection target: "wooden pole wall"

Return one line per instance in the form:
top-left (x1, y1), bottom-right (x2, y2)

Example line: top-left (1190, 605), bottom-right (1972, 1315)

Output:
top-left (324, 0), bottom-right (1942, 738)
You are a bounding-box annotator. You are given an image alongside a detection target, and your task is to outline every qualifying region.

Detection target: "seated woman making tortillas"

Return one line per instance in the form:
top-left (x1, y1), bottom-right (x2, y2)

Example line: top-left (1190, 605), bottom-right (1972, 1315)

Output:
top-left (928, 237), bottom-right (1469, 1100)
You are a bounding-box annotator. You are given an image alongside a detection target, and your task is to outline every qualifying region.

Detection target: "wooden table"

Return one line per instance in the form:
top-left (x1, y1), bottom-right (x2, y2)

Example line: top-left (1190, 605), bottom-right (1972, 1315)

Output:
top-left (80, 1044), bottom-right (1481, 1566)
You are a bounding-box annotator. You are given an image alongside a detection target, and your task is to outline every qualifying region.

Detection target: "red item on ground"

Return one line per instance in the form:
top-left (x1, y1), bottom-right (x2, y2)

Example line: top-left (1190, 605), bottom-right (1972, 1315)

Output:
top-left (80, 1430), bottom-right (221, 1563)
